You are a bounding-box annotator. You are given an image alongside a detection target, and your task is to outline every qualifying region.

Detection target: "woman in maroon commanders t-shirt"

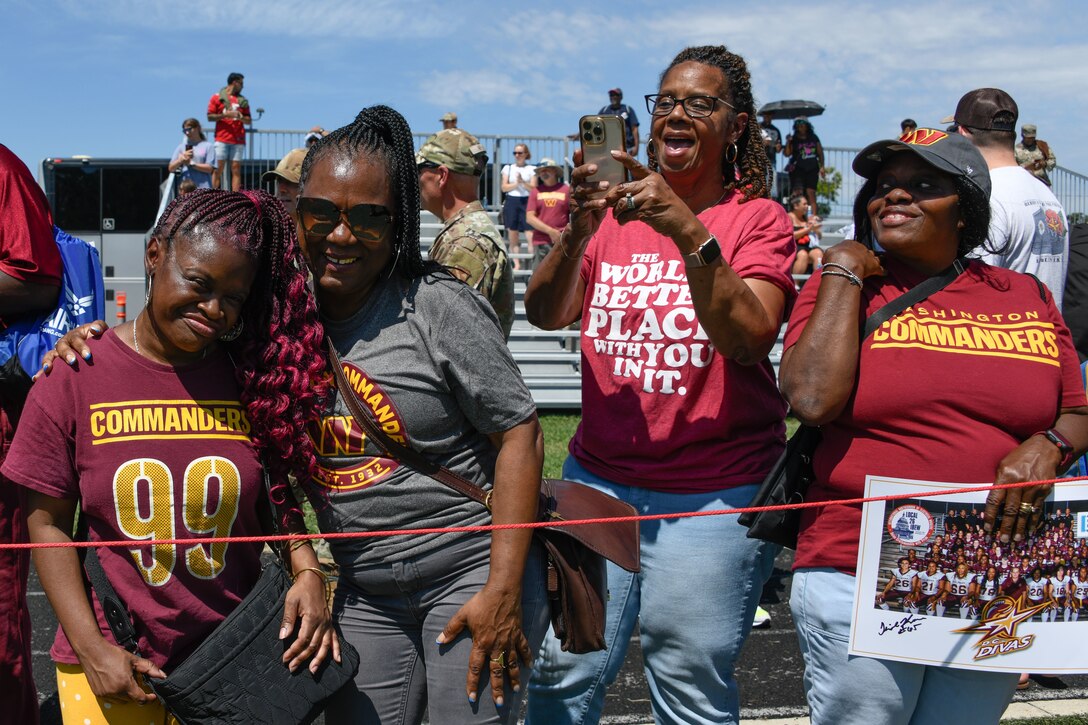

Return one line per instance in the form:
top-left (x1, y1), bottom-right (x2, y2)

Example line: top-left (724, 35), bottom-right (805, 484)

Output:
top-left (780, 131), bottom-right (1088, 724)
top-left (3, 190), bottom-right (337, 722)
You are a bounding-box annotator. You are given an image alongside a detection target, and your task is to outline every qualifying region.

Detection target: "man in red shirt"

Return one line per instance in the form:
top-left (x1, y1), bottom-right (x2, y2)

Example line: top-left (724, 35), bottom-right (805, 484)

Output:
top-left (206, 72), bottom-right (251, 191)
top-left (0, 144), bottom-right (64, 725)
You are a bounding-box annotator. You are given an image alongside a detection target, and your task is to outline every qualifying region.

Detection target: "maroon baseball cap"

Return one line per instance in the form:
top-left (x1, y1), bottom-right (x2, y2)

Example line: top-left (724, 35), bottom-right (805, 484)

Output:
top-left (940, 88), bottom-right (1018, 131)
top-left (853, 128), bottom-right (991, 198)
top-left (608, 88), bottom-right (622, 96)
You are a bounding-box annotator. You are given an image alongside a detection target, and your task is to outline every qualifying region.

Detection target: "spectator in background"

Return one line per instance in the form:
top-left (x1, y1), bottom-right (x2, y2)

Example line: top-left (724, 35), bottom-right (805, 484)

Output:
top-left (176, 178), bottom-right (197, 196)
top-left (417, 128), bottom-right (514, 338)
top-left (948, 88), bottom-right (1069, 309)
top-left (207, 72), bottom-right (251, 191)
top-left (1061, 222), bottom-right (1088, 361)
top-left (441, 112), bottom-right (458, 130)
top-left (787, 193), bottom-right (823, 275)
top-left (760, 112), bottom-right (783, 194)
top-left (526, 159), bottom-right (570, 270)
top-left (260, 147), bottom-right (308, 220)
top-left (168, 118), bottom-right (216, 190)
top-left (599, 88), bottom-right (640, 155)
top-left (784, 117), bottom-right (825, 215)
top-left (1015, 124), bottom-right (1057, 187)
top-left (305, 126), bottom-right (326, 148)
top-left (901, 118), bottom-right (918, 135)
top-left (501, 144), bottom-right (535, 271)
top-left (0, 144), bottom-right (64, 725)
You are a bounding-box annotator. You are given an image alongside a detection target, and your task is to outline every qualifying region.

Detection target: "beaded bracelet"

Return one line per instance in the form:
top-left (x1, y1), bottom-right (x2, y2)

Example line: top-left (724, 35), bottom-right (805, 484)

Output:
top-left (821, 271), bottom-right (863, 287)
top-left (821, 263), bottom-right (862, 287)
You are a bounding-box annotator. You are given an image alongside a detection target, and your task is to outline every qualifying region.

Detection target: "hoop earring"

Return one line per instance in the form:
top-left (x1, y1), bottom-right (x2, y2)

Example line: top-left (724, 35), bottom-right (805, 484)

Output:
top-left (385, 243), bottom-right (402, 281)
top-left (220, 319), bottom-right (244, 342)
top-left (145, 276), bottom-right (153, 306)
top-left (725, 142), bottom-right (738, 164)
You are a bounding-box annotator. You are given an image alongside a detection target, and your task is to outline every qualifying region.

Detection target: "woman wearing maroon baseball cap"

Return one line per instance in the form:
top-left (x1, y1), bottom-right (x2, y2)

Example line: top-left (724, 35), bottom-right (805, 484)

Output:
top-left (780, 130), bottom-right (1088, 723)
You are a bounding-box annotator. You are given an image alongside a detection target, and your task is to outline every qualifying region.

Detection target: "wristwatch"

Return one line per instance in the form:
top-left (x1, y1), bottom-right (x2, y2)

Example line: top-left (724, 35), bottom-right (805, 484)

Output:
top-left (683, 235), bottom-right (722, 268)
top-left (1037, 429), bottom-right (1075, 471)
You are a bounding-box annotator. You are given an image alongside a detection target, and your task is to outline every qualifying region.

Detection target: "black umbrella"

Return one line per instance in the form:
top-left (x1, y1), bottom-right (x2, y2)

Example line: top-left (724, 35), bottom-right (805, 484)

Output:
top-left (758, 100), bottom-right (825, 120)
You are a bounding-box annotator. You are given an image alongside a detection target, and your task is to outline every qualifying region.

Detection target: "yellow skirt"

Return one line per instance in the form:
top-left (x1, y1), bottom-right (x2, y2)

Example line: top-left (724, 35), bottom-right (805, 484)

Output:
top-left (55, 663), bottom-right (179, 725)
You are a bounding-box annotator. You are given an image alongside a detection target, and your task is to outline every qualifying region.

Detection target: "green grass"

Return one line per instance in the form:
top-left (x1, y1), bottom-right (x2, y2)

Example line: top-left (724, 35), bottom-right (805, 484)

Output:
top-left (539, 410), bottom-right (580, 479)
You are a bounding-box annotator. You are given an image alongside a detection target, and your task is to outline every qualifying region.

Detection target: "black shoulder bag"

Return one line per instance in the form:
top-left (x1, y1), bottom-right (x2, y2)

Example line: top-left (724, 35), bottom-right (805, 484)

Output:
top-left (739, 260), bottom-right (965, 549)
top-left (326, 338), bottom-right (640, 654)
top-left (81, 469), bottom-right (360, 725)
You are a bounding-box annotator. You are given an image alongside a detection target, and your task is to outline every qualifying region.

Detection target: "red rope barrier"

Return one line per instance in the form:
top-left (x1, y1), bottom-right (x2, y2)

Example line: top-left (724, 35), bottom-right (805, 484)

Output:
top-left (1, 476), bottom-right (1080, 551)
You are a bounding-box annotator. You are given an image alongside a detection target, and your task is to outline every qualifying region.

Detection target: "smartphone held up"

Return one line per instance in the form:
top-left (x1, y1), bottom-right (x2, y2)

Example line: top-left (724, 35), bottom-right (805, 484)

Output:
top-left (579, 115), bottom-right (627, 197)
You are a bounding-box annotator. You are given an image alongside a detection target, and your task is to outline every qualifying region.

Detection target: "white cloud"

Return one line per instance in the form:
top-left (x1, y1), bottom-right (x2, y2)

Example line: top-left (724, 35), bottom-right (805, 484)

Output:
top-left (60, 0), bottom-right (450, 38)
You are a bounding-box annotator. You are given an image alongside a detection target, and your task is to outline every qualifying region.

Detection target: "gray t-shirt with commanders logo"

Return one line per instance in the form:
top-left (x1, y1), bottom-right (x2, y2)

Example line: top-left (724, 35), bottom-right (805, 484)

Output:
top-left (310, 273), bottom-right (536, 568)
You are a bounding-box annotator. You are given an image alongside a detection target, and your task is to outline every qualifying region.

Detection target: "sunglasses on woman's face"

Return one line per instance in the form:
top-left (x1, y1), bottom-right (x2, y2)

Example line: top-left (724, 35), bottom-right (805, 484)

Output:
top-left (295, 198), bottom-right (393, 241)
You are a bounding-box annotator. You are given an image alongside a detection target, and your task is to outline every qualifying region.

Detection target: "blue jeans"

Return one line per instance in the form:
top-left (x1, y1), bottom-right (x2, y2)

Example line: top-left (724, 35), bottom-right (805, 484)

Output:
top-left (791, 568), bottom-right (1019, 725)
top-left (526, 457), bottom-right (778, 724)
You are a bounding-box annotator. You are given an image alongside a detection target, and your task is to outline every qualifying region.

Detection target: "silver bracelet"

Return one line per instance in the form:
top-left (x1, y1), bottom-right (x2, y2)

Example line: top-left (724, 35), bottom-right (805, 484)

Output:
top-left (821, 263), bottom-right (862, 287)
top-left (821, 271), bottom-right (862, 287)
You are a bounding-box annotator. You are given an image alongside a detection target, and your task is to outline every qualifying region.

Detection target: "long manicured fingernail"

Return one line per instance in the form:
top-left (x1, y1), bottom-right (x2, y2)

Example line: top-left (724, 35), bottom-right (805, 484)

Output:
top-left (513, 685), bottom-right (520, 693)
top-left (1000, 534), bottom-right (1010, 543)
top-left (90, 325), bottom-right (103, 333)
top-left (435, 634), bottom-right (446, 644)
top-left (65, 354), bottom-right (76, 366)
top-left (496, 696), bottom-right (504, 707)
top-left (279, 626), bottom-right (289, 639)
top-left (611, 150), bottom-right (622, 158)
top-left (468, 692), bottom-right (477, 704)
top-left (82, 350), bottom-right (92, 360)
top-left (42, 362), bottom-right (50, 371)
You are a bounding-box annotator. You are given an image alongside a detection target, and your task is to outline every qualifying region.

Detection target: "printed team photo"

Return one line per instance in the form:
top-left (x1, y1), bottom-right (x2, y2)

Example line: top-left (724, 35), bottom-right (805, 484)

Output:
top-left (851, 476), bottom-right (1088, 674)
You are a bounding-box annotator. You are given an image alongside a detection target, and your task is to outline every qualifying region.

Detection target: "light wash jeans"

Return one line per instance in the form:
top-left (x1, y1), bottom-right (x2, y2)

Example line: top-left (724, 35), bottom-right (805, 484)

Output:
top-left (791, 567), bottom-right (1019, 725)
top-left (526, 456), bottom-right (778, 724)
top-left (327, 536), bottom-right (549, 724)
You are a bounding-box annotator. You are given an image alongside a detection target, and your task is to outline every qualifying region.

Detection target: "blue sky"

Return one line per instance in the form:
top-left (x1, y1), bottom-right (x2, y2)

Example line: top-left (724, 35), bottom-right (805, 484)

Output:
top-left (4, 0), bottom-right (1088, 182)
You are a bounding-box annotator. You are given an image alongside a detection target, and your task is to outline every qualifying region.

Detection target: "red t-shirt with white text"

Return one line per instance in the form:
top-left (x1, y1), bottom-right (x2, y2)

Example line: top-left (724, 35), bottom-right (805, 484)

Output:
top-left (571, 191), bottom-right (797, 492)
top-left (784, 260), bottom-right (1085, 573)
top-left (207, 92), bottom-right (249, 145)
top-left (2, 331), bottom-right (264, 669)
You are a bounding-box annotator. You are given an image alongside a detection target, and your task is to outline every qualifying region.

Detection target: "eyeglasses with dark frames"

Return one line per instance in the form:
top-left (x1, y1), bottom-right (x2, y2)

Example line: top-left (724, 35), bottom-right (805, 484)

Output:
top-left (295, 198), bottom-right (394, 242)
top-left (644, 94), bottom-right (735, 118)
top-left (513, 150), bottom-right (527, 155)
top-left (183, 125), bottom-right (200, 132)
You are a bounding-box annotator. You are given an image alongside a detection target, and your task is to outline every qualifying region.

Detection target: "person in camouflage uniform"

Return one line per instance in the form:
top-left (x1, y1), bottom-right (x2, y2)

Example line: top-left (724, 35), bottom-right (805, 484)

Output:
top-left (1015, 123), bottom-right (1057, 186)
top-left (417, 128), bottom-right (515, 338)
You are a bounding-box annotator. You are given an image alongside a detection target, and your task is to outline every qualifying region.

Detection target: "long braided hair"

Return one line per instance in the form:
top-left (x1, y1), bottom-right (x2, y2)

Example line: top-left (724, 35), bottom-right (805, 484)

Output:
top-left (649, 45), bottom-right (771, 203)
top-left (299, 104), bottom-right (439, 280)
top-left (149, 188), bottom-right (329, 506)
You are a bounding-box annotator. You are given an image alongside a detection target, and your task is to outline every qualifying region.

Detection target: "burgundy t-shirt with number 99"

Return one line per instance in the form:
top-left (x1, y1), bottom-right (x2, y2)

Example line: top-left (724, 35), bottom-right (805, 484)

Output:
top-left (2, 330), bottom-right (264, 669)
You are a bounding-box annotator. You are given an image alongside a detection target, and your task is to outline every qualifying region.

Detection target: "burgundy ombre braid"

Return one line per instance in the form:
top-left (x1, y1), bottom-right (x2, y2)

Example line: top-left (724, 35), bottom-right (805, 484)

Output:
top-left (151, 189), bottom-right (330, 511)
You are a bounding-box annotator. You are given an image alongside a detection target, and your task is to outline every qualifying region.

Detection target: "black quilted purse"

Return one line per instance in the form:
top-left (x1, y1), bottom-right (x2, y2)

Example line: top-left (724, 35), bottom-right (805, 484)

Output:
top-left (81, 475), bottom-right (360, 724)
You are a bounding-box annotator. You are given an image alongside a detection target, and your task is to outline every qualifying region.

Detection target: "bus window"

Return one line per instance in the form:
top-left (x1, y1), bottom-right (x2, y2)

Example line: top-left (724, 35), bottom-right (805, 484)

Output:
top-left (52, 165), bottom-right (101, 232)
top-left (102, 167), bottom-right (165, 232)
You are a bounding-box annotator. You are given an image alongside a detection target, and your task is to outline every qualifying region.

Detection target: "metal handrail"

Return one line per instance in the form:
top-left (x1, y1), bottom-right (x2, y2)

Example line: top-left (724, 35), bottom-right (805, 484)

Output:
top-left (209, 128), bottom-right (1088, 219)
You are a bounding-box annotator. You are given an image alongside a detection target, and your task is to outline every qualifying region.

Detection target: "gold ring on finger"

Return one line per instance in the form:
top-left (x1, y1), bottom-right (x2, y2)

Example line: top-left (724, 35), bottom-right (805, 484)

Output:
top-left (489, 652), bottom-right (506, 668)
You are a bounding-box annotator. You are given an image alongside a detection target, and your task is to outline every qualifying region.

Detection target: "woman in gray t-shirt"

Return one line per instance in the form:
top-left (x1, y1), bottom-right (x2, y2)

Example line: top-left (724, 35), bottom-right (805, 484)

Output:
top-left (296, 106), bottom-right (548, 725)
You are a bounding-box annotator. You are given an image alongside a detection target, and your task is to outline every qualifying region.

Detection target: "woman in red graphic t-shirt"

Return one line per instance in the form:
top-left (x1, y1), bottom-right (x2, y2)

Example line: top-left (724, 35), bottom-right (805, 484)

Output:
top-left (780, 131), bottom-right (1088, 724)
top-left (524, 45), bottom-right (795, 724)
top-left (10, 190), bottom-right (338, 724)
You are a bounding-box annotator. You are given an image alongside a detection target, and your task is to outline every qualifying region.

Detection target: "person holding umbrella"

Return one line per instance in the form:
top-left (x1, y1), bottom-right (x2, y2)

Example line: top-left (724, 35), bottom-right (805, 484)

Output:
top-left (784, 117), bottom-right (825, 214)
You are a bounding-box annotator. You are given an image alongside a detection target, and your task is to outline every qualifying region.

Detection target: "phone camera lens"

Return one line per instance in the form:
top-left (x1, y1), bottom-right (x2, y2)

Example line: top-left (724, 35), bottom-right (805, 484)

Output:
top-left (582, 121), bottom-right (592, 130)
top-left (583, 132), bottom-right (593, 141)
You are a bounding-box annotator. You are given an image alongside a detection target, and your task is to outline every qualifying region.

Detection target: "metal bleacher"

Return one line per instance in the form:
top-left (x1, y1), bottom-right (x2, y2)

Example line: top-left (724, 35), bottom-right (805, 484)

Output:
top-left (421, 209), bottom-right (854, 411)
